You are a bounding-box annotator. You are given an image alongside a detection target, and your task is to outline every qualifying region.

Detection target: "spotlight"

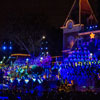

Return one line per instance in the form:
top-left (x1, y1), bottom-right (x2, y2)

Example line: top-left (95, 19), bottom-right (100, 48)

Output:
top-left (2, 46), bottom-right (7, 50)
top-left (90, 53), bottom-right (93, 56)
top-left (40, 57), bottom-right (43, 60)
top-left (9, 46), bottom-right (12, 50)
top-left (26, 58), bottom-right (29, 61)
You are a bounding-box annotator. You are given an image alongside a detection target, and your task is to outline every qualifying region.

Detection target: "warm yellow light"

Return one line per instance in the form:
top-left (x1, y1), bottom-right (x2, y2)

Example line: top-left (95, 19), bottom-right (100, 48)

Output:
top-left (11, 54), bottom-right (31, 57)
top-left (90, 32), bottom-right (95, 39)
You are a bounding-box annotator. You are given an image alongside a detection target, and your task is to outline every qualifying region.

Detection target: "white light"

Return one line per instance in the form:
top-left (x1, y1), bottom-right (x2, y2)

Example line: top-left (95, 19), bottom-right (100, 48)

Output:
top-left (17, 79), bottom-right (21, 83)
top-left (25, 79), bottom-right (29, 84)
top-left (46, 52), bottom-right (49, 54)
top-left (40, 57), bottom-right (43, 60)
top-left (0, 61), bottom-right (3, 64)
top-left (3, 56), bottom-right (6, 59)
top-left (90, 53), bottom-right (93, 56)
top-left (10, 79), bottom-right (13, 83)
top-left (42, 52), bottom-right (44, 54)
top-left (42, 36), bottom-right (46, 39)
top-left (38, 79), bottom-right (42, 84)
top-left (32, 78), bottom-right (36, 82)
top-left (26, 58), bottom-right (29, 61)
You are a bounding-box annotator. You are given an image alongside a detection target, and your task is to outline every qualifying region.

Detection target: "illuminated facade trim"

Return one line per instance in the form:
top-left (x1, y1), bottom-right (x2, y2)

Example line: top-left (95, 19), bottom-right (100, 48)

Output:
top-left (78, 30), bottom-right (100, 36)
top-left (11, 54), bottom-right (31, 57)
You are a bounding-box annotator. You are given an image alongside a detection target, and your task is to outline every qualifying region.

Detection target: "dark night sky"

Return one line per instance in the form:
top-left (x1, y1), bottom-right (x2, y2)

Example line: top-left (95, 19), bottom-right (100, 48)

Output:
top-left (0, 0), bottom-right (99, 56)
top-left (0, 0), bottom-right (99, 29)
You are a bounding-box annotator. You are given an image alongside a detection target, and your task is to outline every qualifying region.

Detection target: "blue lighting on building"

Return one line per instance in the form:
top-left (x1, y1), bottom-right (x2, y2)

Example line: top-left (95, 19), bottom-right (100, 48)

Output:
top-left (85, 25), bottom-right (99, 32)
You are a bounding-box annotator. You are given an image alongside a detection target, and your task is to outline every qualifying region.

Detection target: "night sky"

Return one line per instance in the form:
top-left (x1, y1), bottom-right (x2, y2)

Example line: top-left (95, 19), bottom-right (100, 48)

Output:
top-left (0, 0), bottom-right (99, 56)
top-left (0, 0), bottom-right (99, 28)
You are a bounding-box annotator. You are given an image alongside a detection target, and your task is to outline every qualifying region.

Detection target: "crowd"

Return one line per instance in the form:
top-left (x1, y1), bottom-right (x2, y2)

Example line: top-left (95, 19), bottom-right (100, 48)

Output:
top-left (0, 88), bottom-right (100, 100)
top-left (0, 56), bottom-right (100, 99)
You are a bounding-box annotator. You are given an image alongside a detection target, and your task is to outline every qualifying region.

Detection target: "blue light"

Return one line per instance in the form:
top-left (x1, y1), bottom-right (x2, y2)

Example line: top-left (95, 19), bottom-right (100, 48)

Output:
top-left (46, 41), bottom-right (48, 44)
top-left (4, 42), bottom-right (6, 44)
top-left (45, 47), bottom-right (48, 50)
top-left (90, 26), bottom-right (92, 29)
top-left (41, 48), bottom-right (43, 50)
top-left (38, 79), bottom-right (42, 84)
top-left (2, 46), bottom-right (7, 50)
top-left (26, 58), bottom-right (29, 61)
top-left (42, 52), bottom-right (44, 54)
top-left (9, 46), bottom-right (12, 50)
top-left (25, 79), bottom-right (29, 84)
top-left (95, 25), bottom-right (98, 28)
top-left (31, 90), bottom-right (34, 94)
top-left (10, 79), bottom-right (13, 83)
top-left (10, 41), bottom-right (12, 44)
top-left (9, 56), bottom-right (11, 59)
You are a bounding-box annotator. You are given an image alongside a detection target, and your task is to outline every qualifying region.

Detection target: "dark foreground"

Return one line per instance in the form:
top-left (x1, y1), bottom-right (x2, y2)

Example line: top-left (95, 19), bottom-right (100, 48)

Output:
top-left (0, 89), bottom-right (100, 100)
